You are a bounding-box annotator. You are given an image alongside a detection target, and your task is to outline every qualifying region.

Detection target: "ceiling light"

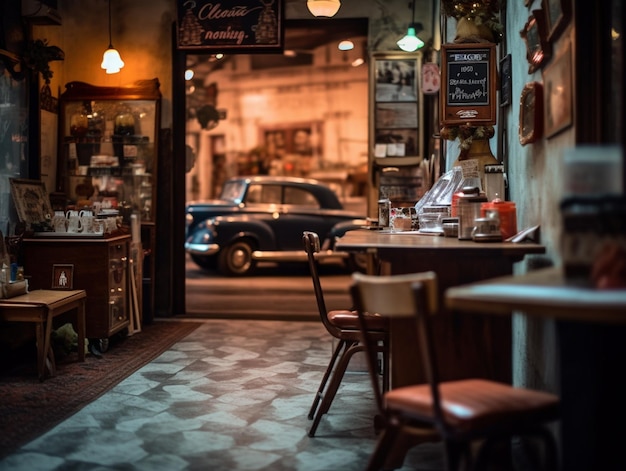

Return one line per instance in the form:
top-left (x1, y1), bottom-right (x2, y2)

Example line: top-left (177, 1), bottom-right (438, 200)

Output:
top-left (397, 25), bottom-right (425, 52)
top-left (101, 0), bottom-right (124, 74)
top-left (351, 58), bottom-right (364, 67)
top-left (307, 0), bottom-right (341, 18)
top-left (338, 40), bottom-right (354, 51)
top-left (397, 1), bottom-right (425, 52)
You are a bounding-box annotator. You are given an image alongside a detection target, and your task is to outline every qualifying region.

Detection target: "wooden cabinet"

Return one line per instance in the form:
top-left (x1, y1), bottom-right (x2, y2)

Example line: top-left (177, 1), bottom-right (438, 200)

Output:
top-left (22, 234), bottom-right (131, 340)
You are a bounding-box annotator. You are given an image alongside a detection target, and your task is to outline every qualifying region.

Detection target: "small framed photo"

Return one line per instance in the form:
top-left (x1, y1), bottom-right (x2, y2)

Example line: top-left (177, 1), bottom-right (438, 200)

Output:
top-left (374, 58), bottom-right (419, 102)
top-left (52, 264), bottom-right (74, 290)
top-left (544, 41), bottom-right (573, 138)
top-left (543, 0), bottom-right (571, 43)
top-left (519, 82), bottom-right (544, 145)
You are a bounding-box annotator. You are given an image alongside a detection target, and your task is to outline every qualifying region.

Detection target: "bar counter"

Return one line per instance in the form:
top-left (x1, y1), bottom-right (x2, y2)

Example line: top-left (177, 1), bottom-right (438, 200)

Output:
top-left (335, 229), bottom-right (545, 387)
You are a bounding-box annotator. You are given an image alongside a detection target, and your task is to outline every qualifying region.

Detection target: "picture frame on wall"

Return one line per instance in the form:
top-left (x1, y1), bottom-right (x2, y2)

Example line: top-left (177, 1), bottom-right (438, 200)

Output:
top-left (374, 58), bottom-right (418, 102)
top-left (543, 42), bottom-right (573, 138)
top-left (520, 11), bottom-right (551, 74)
top-left (543, 0), bottom-right (572, 43)
top-left (519, 82), bottom-right (544, 145)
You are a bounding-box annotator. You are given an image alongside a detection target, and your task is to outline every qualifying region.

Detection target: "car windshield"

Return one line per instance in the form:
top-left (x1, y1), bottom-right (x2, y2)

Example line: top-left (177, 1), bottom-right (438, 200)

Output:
top-left (220, 180), bottom-right (246, 203)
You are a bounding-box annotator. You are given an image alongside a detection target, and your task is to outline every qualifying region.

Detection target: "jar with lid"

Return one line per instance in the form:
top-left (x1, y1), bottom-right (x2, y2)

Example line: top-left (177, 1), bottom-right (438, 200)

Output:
top-left (457, 186), bottom-right (488, 240)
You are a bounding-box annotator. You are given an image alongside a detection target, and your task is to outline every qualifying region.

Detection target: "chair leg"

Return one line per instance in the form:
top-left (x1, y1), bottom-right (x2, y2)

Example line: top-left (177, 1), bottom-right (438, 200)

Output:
top-left (443, 440), bottom-right (470, 471)
top-left (367, 420), bottom-right (402, 471)
top-left (308, 339), bottom-right (346, 420)
top-left (308, 340), bottom-right (362, 437)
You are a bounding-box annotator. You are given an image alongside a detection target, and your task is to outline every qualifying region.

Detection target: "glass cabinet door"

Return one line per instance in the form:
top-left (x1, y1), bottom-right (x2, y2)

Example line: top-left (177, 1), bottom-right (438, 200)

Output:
top-left (57, 79), bottom-right (161, 223)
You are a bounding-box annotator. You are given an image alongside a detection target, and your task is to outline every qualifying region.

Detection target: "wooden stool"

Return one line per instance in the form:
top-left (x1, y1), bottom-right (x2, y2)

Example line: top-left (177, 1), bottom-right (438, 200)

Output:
top-left (0, 289), bottom-right (86, 381)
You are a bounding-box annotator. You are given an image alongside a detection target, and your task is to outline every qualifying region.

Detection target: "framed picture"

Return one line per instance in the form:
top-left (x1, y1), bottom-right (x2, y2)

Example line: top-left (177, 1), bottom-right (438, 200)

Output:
top-left (9, 178), bottom-right (54, 229)
top-left (374, 58), bottom-right (418, 102)
top-left (543, 0), bottom-right (572, 43)
top-left (520, 11), bottom-right (551, 74)
top-left (375, 103), bottom-right (419, 129)
top-left (543, 42), bottom-right (573, 138)
top-left (519, 82), bottom-right (544, 145)
top-left (52, 264), bottom-right (74, 290)
top-left (374, 129), bottom-right (419, 157)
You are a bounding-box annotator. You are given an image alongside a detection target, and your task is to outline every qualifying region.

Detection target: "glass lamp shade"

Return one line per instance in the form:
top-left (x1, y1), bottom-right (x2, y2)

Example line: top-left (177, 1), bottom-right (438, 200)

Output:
top-left (307, 0), bottom-right (341, 17)
top-left (397, 27), bottom-right (425, 52)
top-left (101, 47), bottom-right (125, 74)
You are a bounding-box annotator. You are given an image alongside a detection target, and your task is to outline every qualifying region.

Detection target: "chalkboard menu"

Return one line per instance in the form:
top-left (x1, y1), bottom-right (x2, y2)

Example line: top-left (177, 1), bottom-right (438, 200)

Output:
top-left (176, 0), bottom-right (284, 53)
top-left (440, 43), bottom-right (497, 126)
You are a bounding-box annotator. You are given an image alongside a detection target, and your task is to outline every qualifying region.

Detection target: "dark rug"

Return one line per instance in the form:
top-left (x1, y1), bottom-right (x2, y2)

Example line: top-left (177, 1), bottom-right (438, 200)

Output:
top-left (0, 320), bottom-right (200, 458)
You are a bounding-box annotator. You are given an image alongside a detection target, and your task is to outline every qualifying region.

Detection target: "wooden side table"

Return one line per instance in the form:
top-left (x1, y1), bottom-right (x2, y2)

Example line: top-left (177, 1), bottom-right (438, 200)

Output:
top-left (0, 289), bottom-right (86, 381)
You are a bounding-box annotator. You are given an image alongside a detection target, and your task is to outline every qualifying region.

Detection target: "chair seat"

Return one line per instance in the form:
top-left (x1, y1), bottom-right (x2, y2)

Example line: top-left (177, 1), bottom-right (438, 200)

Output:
top-left (328, 309), bottom-right (388, 331)
top-left (385, 378), bottom-right (560, 434)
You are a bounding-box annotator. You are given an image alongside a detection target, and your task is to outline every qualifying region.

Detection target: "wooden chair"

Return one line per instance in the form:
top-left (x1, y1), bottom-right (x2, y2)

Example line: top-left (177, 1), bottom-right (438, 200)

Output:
top-left (350, 271), bottom-right (560, 471)
top-left (302, 231), bottom-right (389, 437)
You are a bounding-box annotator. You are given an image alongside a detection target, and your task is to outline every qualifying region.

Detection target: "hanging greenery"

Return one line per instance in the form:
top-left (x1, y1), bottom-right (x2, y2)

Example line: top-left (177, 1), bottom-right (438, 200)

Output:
top-left (22, 39), bottom-right (64, 84)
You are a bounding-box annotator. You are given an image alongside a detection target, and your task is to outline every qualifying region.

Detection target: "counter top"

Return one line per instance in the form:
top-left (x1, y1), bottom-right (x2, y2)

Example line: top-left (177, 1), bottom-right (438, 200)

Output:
top-left (445, 266), bottom-right (626, 324)
top-left (336, 229), bottom-right (545, 258)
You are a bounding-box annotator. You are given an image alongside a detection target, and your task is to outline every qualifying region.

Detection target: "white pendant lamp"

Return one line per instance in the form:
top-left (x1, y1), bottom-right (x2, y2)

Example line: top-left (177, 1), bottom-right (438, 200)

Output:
top-left (397, 1), bottom-right (425, 52)
top-left (307, 0), bottom-right (341, 18)
top-left (101, 0), bottom-right (125, 74)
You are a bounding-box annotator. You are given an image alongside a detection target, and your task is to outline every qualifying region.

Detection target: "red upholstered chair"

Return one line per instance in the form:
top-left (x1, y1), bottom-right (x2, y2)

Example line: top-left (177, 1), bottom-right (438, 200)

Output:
top-left (302, 231), bottom-right (389, 437)
top-left (350, 271), bottom-right (560, 471)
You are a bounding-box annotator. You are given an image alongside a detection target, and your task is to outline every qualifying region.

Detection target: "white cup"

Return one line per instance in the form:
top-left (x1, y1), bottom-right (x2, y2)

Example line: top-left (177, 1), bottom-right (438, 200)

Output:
top-left (52, 215), bottom-right (67, 232)
top-left (67, 215), bottom-right (83, 233)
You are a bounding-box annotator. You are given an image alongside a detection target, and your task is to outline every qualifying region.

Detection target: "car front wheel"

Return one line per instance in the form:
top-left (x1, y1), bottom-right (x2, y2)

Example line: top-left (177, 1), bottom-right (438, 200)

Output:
top-left (218, 239), bottom-right (256, 276)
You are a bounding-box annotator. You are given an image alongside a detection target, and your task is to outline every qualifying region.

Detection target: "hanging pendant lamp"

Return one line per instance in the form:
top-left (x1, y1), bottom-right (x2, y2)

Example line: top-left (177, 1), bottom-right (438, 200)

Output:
top-left (101, 0), bottom-right (125, 74)
top-left (397, 1), bottom-right (425, 52)
top-left (307, 0), bottom-right (341, 18)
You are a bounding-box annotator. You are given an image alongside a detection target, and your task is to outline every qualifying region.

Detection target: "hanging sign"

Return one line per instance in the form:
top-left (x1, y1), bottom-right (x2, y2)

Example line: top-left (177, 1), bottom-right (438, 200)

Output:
top-left (440, 43), bottom-right (497, 126)
top-left (176, 0), bottom-right (284, 53)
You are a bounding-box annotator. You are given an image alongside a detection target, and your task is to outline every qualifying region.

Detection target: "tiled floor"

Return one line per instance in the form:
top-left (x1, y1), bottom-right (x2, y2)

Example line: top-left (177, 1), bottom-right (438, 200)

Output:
top-left (0, 319), bottom-right (445, 471)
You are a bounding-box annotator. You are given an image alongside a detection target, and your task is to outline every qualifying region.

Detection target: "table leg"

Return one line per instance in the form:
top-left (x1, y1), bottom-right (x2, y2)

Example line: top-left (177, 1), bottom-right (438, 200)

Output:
top-left (76, 300), bottom-right (86, 362)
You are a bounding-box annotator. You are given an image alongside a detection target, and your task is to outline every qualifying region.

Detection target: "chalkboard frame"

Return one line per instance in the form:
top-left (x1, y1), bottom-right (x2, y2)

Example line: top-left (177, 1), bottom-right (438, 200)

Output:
top-left (440, 43), bottom-right (497, 126)
top-left (176, 0), bottom-right (284, 53)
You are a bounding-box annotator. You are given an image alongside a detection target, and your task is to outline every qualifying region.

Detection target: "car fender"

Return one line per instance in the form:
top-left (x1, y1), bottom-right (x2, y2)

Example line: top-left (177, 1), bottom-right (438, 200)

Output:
top-left (210, 215), bottom-right (277, 249)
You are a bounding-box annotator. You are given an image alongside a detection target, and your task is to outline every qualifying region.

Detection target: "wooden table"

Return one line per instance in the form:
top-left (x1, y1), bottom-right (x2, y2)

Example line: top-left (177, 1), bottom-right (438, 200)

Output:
top-left (445, 267), bottom-right (626, 471)
top-left (335, 230), bottom-right (545, 387)
top-left (0, 289), bottom-right (86, 380)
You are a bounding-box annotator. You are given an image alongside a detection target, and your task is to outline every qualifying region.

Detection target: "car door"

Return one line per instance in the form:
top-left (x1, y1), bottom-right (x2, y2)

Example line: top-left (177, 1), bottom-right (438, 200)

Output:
top-left (270, 185), bottom-right (331, 250)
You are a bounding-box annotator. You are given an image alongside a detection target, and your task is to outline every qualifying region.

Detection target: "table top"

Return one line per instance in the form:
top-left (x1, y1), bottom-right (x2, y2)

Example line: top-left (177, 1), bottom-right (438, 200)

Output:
top-left (0, 289), bottom-right (87, 308)
top-left (445, 266), bottom-right (626, 324)
top-left (336, 229), bottom-right (545, 257)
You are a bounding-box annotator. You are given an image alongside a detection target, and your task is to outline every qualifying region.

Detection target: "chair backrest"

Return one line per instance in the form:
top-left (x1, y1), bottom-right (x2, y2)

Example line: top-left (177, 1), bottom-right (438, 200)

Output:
top-left (350, 271), bottom-right (444, 424)
top-left (303, 231), bottom-right (341, 336)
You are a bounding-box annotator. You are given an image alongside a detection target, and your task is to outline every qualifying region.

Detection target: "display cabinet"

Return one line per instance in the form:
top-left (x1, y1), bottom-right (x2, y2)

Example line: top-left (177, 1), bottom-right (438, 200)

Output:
top-left (56, 79), bottom-right (160, 318)
top-left (370, 53), bottom-right (425, 208)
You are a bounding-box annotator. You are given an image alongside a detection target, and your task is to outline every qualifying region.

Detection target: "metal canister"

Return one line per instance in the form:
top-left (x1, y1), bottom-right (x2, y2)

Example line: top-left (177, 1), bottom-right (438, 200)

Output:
top-left (457, 187), bottom-right (488, 240)
top-left (378, 198), bottom-right (390, 228)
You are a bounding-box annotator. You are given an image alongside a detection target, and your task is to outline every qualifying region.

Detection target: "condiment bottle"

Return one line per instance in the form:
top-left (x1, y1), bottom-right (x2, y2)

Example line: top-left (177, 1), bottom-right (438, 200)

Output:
top-left (457, 186), bottom-right (487, 240)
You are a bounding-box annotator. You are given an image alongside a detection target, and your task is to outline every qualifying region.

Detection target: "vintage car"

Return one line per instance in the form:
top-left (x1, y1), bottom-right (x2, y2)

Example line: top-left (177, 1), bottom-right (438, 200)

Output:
top-left (185, 175), bottom-right (367, 276)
